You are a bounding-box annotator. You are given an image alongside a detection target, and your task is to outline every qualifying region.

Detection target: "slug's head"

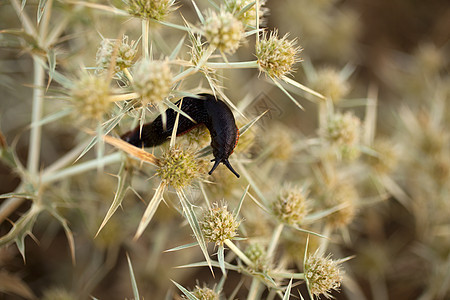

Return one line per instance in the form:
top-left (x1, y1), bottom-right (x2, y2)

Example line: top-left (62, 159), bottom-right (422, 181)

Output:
top-left (209, 158), bottom-right (240, 178)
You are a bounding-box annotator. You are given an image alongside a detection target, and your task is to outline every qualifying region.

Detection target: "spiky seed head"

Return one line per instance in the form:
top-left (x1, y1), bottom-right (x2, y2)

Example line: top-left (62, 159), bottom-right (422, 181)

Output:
top-left (245, 243), bottom-right (268, 271)
top-left (325, 182), bottom-right (358, 229)
top-left (70, 74), bottom-right (111, 121)
top-left (203, 10), bottom-right (244, 54)
top-left (191, 285), bottom-right (220, 300)
top-left (272, 184), bottom-right (310, 226)
top-left (125, 0), bottom-right (176, 20)
top-left (156, 146), bottom-right (204, 189)
top-left (256, 30), bottom-right (301, 78)
top-left (366, 139), bottom-right (399, 174)
top-left (224, 0), bottom-right (268, 27)
top-left (309, 67), bottom-right (350, 103)
top-left (201, 203), bottom-right (240, 246)
top-left (133, 59), bottom-right (172, 105)
top-left (96, 35), bottom-right (137, 73)
top-left (324, 112), bottom-right (361, 147)
top-left (305, 252), bottom-right (344, 299)
top-left (269, 126), bottom-right (293, 161)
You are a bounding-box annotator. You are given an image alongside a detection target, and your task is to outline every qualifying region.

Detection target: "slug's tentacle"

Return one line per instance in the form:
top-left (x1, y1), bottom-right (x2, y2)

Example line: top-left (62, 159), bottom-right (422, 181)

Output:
top-left (121, 94), bottom-right (240, 177)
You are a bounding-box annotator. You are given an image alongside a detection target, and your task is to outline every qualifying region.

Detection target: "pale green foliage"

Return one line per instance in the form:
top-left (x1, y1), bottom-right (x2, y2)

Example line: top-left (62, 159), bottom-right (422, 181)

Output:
top-left (2, 0), bottom-right (447, 298)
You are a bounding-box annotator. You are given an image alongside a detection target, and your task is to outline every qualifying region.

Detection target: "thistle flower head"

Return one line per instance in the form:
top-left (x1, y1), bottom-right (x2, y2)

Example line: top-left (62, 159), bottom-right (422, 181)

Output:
top-left (272, 184), bottom-right (310, 226)
top-left (156, 146), bottom-right (205, 189)
top-left (225, 0), bottom-right (268, 27)
top-left (191, 285), bottom-right (220, 300)
top-left (305, 252), bottom-right (344, 299)
top-left (309, 67), bottom-right (350, 103)
top-left (366, 139), bottom-right (399, 174)
top-left (325, 182), bottom-right (358, 229)
top-left (324, 112), bottom-right (361, 147)
top-left (70, 74), bottom-right (111, 121)
top-left (256, 30), bottom-right (301, 78)
top-left (133, 59), bottom-right (172, 105)
top-left (202, 10), bottom-right (244, 54)
top-left (124, 0), bottom-right (176, 20)
top-left (96, 35), bottom-right (137, 73)
top-left (245, 243), bottom-right (268, 271)
top-left (201, 203), bottom-right (240, 246)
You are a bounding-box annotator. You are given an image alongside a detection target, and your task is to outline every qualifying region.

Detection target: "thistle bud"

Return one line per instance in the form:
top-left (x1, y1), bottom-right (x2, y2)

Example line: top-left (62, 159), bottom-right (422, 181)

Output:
top-left (256, 30), bottom-right (301, 78)
top-left (96, 35), bottom-right (136, 73)
top-left (156, 146), bottom-right (205, 189)
top-left (70, 74), bottom-right (111, 121)
top-left (305, 252), bottom-right (344, 299)
top-left (125, 0), bottom-right (176, 21)
top-left (203, 10), bottom-right (244, 54)
top-left (201, 203), bottom-right (240, 246)
top-left (272, 184), bottom-right (310, 226)
top-left (133, 59), bottom-right (172, 105)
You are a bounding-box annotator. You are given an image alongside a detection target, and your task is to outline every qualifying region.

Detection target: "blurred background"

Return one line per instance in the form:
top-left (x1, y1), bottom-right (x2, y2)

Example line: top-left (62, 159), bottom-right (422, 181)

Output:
top-left (1, 0), bottom-right (449, 299)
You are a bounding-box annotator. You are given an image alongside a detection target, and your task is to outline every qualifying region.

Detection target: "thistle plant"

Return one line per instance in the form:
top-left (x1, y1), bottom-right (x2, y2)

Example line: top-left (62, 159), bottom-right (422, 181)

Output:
top-left (202, 10), bottom-right (244, 55)
top-left (201, 203), bottom-right (240, 247)
top-left (96, 35), bottom-right (137, 73)
top-left (256, 30), bottom-right (301, 78)
top-left (124, 0), bottom-right (177, 21)
top-left (156, 145), bottom-right (206, 190)
top-left (1, 0), bottom-right (446, 299)
top-left (272, 184), bottom-right (310, 226)
top-left (70, 73), bottom-right (112, 121)
top-left (305, 251), bottom-right (344, 299)
top-left (133, 59), bottom-right (173, 106)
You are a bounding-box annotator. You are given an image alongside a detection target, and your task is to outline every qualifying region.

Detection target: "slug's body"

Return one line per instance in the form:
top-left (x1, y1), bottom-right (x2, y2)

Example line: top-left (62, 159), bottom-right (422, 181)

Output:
top-left (121, 94), bottom-right (240, 178)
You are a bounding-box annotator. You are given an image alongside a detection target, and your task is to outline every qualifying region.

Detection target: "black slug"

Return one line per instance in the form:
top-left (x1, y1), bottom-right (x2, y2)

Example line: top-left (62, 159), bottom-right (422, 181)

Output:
top-left (121, 93), bottom-right (240, 178)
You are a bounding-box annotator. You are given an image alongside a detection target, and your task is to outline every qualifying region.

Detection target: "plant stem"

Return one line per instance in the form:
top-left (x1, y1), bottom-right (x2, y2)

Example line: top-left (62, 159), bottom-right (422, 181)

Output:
top-left (28, 57), bottom-right (45, 176)
top-left (41, 152), bottom-right (123, 184)
top-left (171, 67), bottom-right (197, 83)
top-left (142, 19), bottom-right (149, 59)
top-left (0, 183), bottom-right (24, 223)
top-left (270, 272), bottom-right (305, 280)
top-left (267, 223), bottom-right (284, 259)
top-left (109, 92), bottom-right (140, 102)
top-left (224, 239), bottom-right (253, 267)
top-left (123, 68), bottom-right (134, 83)
top-left (247, 278), bottom-right (261, 300)
top-left (205, 60), bottom-right (258, 69)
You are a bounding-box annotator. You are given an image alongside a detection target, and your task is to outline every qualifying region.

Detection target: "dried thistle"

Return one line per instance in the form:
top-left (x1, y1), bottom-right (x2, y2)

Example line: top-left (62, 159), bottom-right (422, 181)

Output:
top-left (201, 203), bottom-right (240, 246)
top-left (256, 30), bottom-right (301, 78)
top-left (133, 59), bottom-right (172, 105)
top-left (124, 0), bottom-right (177, 20)
top-left (202, 10), bottom-right (244, 54)
top-left (305, 252), bottom-right (344, 299)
